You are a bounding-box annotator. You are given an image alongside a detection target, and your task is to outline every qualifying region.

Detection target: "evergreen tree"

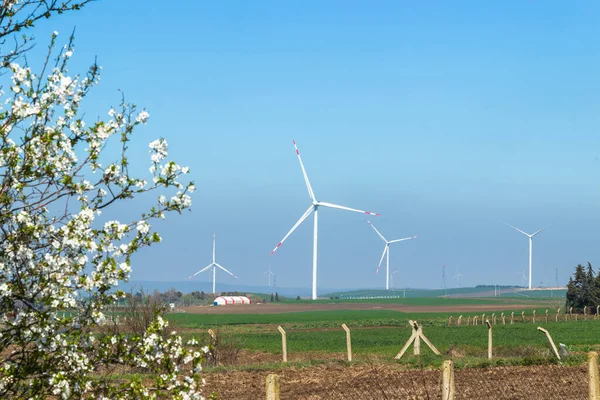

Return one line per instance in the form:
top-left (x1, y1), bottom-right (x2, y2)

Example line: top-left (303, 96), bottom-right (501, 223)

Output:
top-left (275, 292), bottom-right (280, 302)
top-left (566, 263), bottom-right (599, 311)
top-left (270, 293), bottom-right (274, 302)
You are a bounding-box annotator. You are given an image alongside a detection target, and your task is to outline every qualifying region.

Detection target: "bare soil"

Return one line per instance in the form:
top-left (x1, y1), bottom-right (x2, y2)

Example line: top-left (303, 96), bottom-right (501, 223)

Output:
top-left (204, 363), bottom-right (588, 400)
top-left (182, 302), bottom-right (544, 315)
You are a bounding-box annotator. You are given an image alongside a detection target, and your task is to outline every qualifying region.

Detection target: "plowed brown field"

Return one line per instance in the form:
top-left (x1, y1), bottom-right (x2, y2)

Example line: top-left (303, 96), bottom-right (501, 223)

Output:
top-left (204, 363), bottom-right (587, 399)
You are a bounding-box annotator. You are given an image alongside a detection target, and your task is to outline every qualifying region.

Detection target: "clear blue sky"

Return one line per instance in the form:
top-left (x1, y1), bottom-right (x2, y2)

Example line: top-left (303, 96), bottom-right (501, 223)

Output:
top-left (31, 1), bottom-right (600, 291)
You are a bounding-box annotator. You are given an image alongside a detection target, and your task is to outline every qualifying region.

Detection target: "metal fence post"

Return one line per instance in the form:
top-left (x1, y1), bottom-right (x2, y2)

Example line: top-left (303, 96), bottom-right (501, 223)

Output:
top-left (441, 360), bottom-right (455, 400)
top-left (590, 352), bottom-right (600, 400)
top-left (266, 373), bottom-right (280, 400)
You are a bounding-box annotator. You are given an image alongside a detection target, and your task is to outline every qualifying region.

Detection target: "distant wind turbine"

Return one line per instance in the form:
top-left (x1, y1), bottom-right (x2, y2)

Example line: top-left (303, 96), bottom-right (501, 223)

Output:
top-left (516, 269), bottom-right (527, 287)
top-left (262, 265), bottom-right (275, 287)
top-left (454, 270), bottom-right (463, 288)
top-left (367, 220), bottom-right (416, 290)
top-left (187, 234), bottom-right (237, 294)
top-left (270, 140), bottom-right (380, 300)
top-left (502, 221), bottom-right (549, 290)
top-left (391, 269), bottom-right (399, 289)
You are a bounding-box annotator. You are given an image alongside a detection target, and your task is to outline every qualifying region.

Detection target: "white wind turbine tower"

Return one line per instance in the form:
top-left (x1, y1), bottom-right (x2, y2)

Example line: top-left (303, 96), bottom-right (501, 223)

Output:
top-left (516, 269), bottom-right (527, 287)
top-left (391, 269), bottom-right (399, 289)
top-left (454, 270), bottom-right (463, 288)
top-left (187, 233), bottom-right (237, 294)
top-left (502, 221), bottom-right (548, 290)
top-left (270, 140), bottom-right (380, 300)
top-left (262, 265), bottom-right (275, 287)
top-left (367, 220), bottom-right (416, 290)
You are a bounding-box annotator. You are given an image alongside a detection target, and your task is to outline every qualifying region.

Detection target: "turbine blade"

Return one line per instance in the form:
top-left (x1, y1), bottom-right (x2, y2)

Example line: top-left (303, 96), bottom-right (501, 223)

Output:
top-left (501, 221), bottom-right (530, 236)
top-left (367, 220), bottom-right (387, 242)
top-left (270, 205), bottom-right (314, 255)
top-left (215, 263), bottom-right (237, 278)
top-left (293, 140), bottom-right (316, 202)
top-left (187, 264), bottom-right (213, 280)
top-left (318, 201), bottom-right (380, 216)
top-left (389, 235), bottom-right (417, 244)
top-left (375, 245), bottom-right (387, 274)
top-left (531, 225), bottom-right (549, 237)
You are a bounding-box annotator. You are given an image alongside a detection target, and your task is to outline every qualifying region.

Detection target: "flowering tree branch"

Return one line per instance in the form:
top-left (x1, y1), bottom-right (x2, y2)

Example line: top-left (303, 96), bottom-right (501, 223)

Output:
top-left (0, 3), bottom-right (206, 399)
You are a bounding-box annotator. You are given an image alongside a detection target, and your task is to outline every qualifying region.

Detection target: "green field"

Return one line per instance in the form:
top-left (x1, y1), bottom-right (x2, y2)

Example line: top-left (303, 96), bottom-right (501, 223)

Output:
top-left (168, 305), bottom-right (597, 367)
top-left (324, 287), bottom-right (501, 298)
top-left (323, 287), bottom-right (567, 299)
top-left (280, 297), bottom-right (514, 305)
top-left (168, 306), bottom-right (555, 329)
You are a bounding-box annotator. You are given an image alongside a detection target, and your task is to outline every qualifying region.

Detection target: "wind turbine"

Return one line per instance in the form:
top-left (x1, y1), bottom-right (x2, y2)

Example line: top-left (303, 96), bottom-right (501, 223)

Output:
top-left (270, 140), bottom-right (380, 300)
top-left (502, 221), bottom-right (548, 290)
top-left (187, 233), bottom-right (237, 294)
top-left (262, 265), bottom-right (275, 287)
top-left (516, 269), bottom-right (527, 287)
top-left (454, 270), bottom-right (463, 288)
top-left (391, 269), bottom-right (399, 289)
top-left (367, 220), bottom-right (416, 290)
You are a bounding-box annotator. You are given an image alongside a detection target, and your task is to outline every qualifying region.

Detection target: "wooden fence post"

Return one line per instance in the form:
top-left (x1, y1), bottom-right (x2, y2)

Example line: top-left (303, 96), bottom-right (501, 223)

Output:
top-left (266, 374), bottom-right (280, 400)
top-left (342, 324), bottom-right (352, 362)
top-left (473, 316), bottom-right (478, 326)
top-left (501, 312), bottom-right (506, 325)
top-left (537, 327), bottom-right (561, 360)
top-left (208, 329), bottom-right (216, 340)
top-left (532, 310), bottom-right (536, 324)
top-left (521, 311), bottom-right (525, 323)
top-left (482, 313), bottom-right (485, 323)
top-left (510, 312), bottom-right (514, 325)
top-left (277, 326), bottom-right (287, 363)
top-left (448, 316), bottom-right (453, 326)
top-left (457, 315), bottom-right (462, 326)
top-left (492, 313), bottom-right (496, 325)
top-left (467, 316), bottom-right (471, 325)
top-left (597, 306), bottom-right (599, 321)
top-left (589, 352), bottom-right (600, 400)
top-left (585, 306), bottom-right (588, 321)
top-left (486, 320), bottom-right (492, 359)
top-left (414, 325), bottom-right (421, 356)
top-left (207, 329), bottom-right (217, 347)
top-left (545, 309), bottom-right (548, 323)
top-left (557, 307), bottom-right (560, 322)
top-left (396, 320), bottom-right (441, 359)
top-left (441, 360), bottom-right (455, 400)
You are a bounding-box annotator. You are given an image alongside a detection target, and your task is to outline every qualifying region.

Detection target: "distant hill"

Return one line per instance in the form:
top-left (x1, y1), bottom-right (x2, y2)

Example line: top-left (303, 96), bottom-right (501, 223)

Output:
top-left (121, 280), bottom-right (328, 298)
top-left (323, 286), bottom-right (567, 299)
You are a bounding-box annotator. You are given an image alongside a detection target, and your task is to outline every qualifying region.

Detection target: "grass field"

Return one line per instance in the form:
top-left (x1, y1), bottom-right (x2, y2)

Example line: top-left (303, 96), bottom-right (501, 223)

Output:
top-left (165, 293), bottom-right (593, 371)
top-left (280, 297), bottom-right (513, 305)
top-left (205, 320), bottom-right (600, 361)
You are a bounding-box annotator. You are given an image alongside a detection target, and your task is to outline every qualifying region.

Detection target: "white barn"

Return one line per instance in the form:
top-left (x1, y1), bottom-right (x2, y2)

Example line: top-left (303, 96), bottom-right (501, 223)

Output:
top-left (213, 296), bottom-right (252, 306)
